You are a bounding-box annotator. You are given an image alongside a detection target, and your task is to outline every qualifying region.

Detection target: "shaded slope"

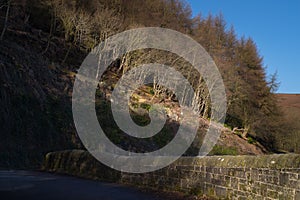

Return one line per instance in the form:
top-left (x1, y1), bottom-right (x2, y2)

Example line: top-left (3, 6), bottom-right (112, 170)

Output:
top-left (0, 29), bottom-right (80, 168)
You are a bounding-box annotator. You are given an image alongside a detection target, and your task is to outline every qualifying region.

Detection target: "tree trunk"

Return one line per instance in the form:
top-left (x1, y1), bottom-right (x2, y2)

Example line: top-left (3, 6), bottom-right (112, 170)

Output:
top-left (0, 0), bottom-right (11, 41)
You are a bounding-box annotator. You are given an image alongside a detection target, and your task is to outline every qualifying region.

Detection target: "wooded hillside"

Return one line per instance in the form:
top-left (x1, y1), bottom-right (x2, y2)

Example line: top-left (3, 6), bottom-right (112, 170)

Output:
top-left (0, 0), bottom-right (295, 168)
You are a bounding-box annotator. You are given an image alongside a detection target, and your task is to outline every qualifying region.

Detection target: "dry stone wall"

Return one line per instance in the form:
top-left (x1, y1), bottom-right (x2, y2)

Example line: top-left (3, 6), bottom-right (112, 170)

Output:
top-left (43, 150), bottom-right (300, 200)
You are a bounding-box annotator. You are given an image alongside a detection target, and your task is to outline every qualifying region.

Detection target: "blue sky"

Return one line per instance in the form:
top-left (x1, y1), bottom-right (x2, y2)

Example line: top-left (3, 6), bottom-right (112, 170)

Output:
top-left (186, 0), bottom-right (300, 94)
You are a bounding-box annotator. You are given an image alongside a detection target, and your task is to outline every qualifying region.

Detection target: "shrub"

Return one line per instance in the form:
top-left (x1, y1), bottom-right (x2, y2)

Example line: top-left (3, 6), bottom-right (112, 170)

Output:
top-left (140, 103), bottom-right (151, 110)
top-left (209, 145), bottom-right (238, 156)
top-left (247, 137), bottom-right (256, 144)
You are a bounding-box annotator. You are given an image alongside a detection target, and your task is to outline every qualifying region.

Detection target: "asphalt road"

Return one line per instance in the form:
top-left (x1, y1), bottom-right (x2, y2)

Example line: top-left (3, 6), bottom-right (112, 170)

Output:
top-left (0, 170), bottom-right (164, 200)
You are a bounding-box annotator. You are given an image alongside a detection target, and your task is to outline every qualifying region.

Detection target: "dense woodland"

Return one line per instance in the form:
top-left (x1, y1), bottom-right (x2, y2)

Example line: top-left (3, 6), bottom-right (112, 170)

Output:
top-left (0, 0), bottom-right (299, 168)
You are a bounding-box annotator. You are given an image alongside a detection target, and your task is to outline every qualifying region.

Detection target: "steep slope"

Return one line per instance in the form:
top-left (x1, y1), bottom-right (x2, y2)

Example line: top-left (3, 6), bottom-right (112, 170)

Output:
top-left (0, 28), bottom-right (266, 169)
top-left (0, 28), bottom-right (80, 168)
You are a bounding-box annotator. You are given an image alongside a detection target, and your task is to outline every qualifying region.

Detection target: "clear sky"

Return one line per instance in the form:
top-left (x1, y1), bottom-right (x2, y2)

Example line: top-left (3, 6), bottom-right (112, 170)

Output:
top-left (186, 0), bottom-right (300, 94)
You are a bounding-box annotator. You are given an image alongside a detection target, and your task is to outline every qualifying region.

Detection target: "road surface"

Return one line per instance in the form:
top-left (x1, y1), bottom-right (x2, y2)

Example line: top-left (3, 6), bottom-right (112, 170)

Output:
top-left (0, 170), bottom-right (164, 200)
